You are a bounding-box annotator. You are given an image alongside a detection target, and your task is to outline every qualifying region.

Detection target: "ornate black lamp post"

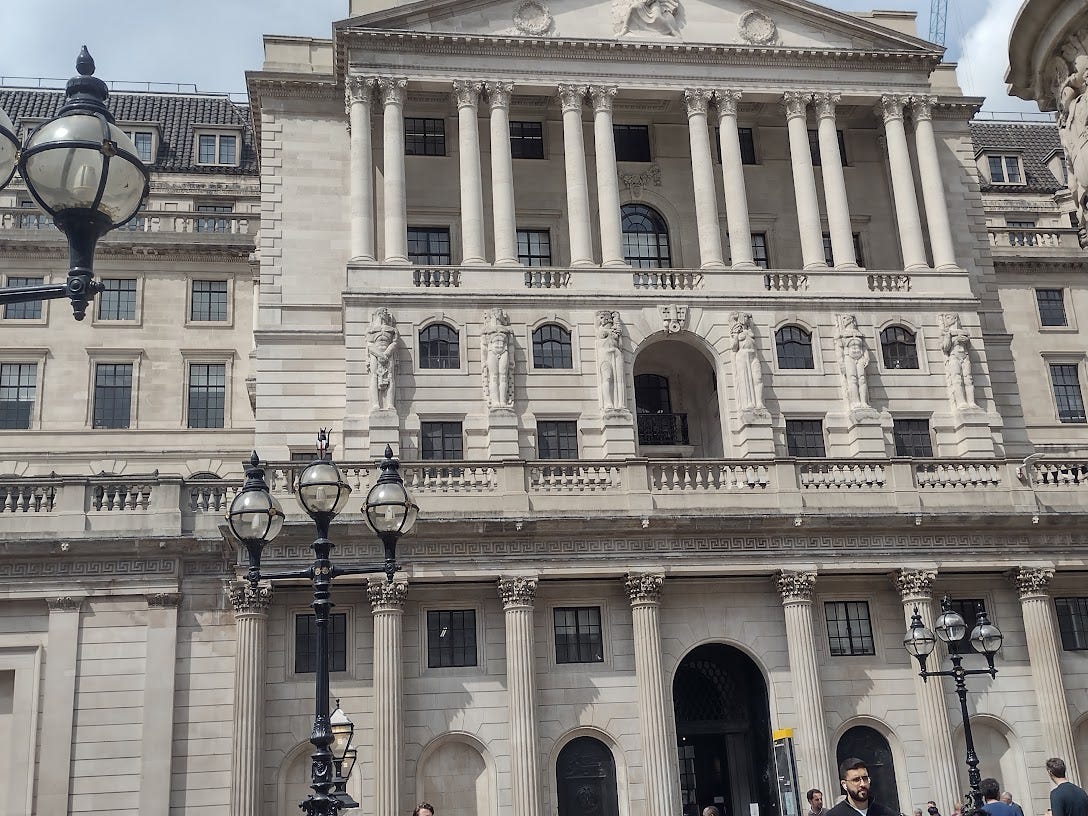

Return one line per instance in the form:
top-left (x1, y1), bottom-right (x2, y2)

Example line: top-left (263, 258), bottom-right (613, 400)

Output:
top-left (0, 47), bottom-right (150, 319)
top-left (226, 435), bottom-right (418, 815)
top-left (903, 596), bottom-right (1004, 816)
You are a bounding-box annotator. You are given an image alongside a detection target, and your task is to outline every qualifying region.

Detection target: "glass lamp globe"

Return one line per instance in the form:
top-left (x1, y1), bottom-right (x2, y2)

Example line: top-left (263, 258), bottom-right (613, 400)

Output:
top-left (0, 108), bottom-right (18, 190)
top-left (970, 618), bottom-right (1004, 656)
top-left (934, 607), bottom-right (967, 643)
top-left (365, 478), bottom-right (419, 536)
top-left (227, 482), bottom-right (285, 545)
top-left (298, 460), bottom-right (352, 517)
top-left (330, 704), bottom-right (355, 761)
top-left (904, 620), bottom-right (937, 658)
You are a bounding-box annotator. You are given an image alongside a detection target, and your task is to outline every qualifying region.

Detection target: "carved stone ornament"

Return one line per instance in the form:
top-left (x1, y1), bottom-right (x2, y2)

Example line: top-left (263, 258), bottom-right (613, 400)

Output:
top-left (728, 310), bottom-right (766, 413)
top-left (714, 90), bottom-right (742, 118)
top-left (911, 95), bottom-right (936, 122)
top-left (595, 310), bottom-right (628, 412)
top-left (782, 91), bottom-right (811, 120)
top-left (345, 75), bottom-right (376, 112)
top-left (625, 572), bottom-right (664, 604)
top-left (775, 570), bottom-right (816, 602)
top-left (482, 307), bottom-right (516, 409)
top-left (939, 312), bottom-right (979, 412)
top-left (377, 76), bottom-right (408, 107)
top-left (876, 94), bottom-right (907, 123)
top-left (835, 313), bottom-right (874, 414)
top-left (486, 81), bottom-right (514, 110)
top-left (1056, 53), bottom-right (1088, 247)
top-left (738, 9), bottom-right (778, 45)
top-left (813, 92), bottom-right (841, 121)
top-left (589, 85), bottom-right (618, 114)
top-left (557, 84), bottom-right (588, 112)
top-left (367, 307), bottom-right (400, 412)
top-left (46, 596), bottom-right (83, 612)
top-left (684, 88), bottom-right (713, 117)
top-left (498, 576), bottom-right (538, 607)
top-left (613, 0), bottom-right (682, 38)
top-left (894, 568), bottom-right (936, 601)
top-left (513, 0), bottom-right (554, 36)
top-left (660, 304), bottom-right (688, 334)
top-left (452, 79), bottom-right (483, 109)
top-left (368, 579), bottom-right (408, 611)
top-left (619, 163), bottom-right (661, 198)
top-left (1013, 566), bottom-right (1054, 598)
top-left (147, 592), bottom-right (182, 608)
top-left (229, 581), bottom-right (273, 614)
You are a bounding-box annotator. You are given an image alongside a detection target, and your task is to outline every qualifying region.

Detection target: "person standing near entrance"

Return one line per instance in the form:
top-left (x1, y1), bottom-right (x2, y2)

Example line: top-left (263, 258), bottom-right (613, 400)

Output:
top-left (1047, 757), bottom-right (1088, 816)
top-left (808, 789), bottom-right (828, 816)
top-left (825, 758), bottom-right (898, 816)
top-left (981, 778), bottom-right (1017, 816)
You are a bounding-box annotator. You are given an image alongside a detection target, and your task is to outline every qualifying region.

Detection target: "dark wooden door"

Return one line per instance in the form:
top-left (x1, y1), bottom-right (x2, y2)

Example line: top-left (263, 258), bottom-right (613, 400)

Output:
top-left (557, 737), bottom-right (620, 816)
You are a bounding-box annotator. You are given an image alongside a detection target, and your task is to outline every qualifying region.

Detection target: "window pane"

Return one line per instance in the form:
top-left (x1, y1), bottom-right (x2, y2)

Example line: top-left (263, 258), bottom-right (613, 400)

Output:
top-left (532, 324), bottom-right (573, 369)
top-left (294, 613), bottom-right (347, 673)
top-left (738, 128), bottom-right (757, 165)
top-left (510, 121), bottom-right (544, 159)
top-left (751, 233), bottom-right (768, 269)
top-left (427, 609), bottom-right (477, 668)
top-left (0, 363), bottom-right (36, 429)
top-left (1037, 289), bottom-right (1068, 327)
top-left (195, 203), bottom-right (232, 233)
top-left (775, 325), bottom-right (814, 369)
top-left (613, 124), bottom-right (651, 162)
top-left (1055, 598), bottom-right (1088, 651)
top-left (97, 279), bottom-right (137, 321)
top-left (554, 606), bottom-right (603, 664)
top-left (407, 228), bottom-right (451, 265)
top-left (1005, 156), bottom-right (1022, 184)
top-left (405, 118), bottom-right (446, 156)
top-left (3, 277), bottom-right (44, 320)
top-left (517, 229), bottom-right (552, 266)
top-left (987, 155), bottom-right (1004, 182)
top-left (786, 419), bottom-right (825, 457)
top-left (538, 420), bottom-right (578, 459)
top-left (419, 324), bottom-right (460, 369)
top-left (825, 601), bottom-right (874, 656)
top-left (219, 135), bottom-right (237, 165)
top-left (808, 129), bottom-right (821, 166)
top-left (948, 599), bottom-right (988, 654)
top-left (892, 418), bottom-right (933, 457)
top-left (880, 326), bottom-right (919, 369)
top-left (1051, 364), bottom-right (1087, 423)
top-left (191, 280), bottom-right (228, 321)
top-left (622, 204), bottom-right (670, 268)
top-left (421, 421), bottom-right (463, 460)
top-left (93, 363), bottom-right (133, 429)
top-left (822, 232), bottom-right (834, 266)
top-left (198, 134), bottom-right (216, 164)
top-left (187, 363), bottom-right (226, 428)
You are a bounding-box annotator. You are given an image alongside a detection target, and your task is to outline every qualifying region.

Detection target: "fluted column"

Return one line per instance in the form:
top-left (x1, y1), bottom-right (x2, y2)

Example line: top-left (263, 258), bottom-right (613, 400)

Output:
top-left (715, 90), bottom-right (756, 269)
top-left (684, 89), bottom-right (725, 269)
top-left (911, 96), bottom-right (958, 270)
top-left (487, 81), bottom-right (519, 266)
top-left (379, 77), bottom-right (409, 264)
top-left (229, 582), bottom-right (273, 816)
top-left (775, 571), bottom-right (832, 793)
top-left (894, 569), bottom-right (960, 810)
top-left (783, 92), bottom-right (826, 270)
top-left (625, 573), bottom-right (677, 815)
top-left (37, 596), bottom-right (84, 816)
top-left (140, 592), bottom-right (181, 816)
top-left (813, 92), bottom-right (857, 269)
top-left (499, 577), bottom-right (542, 816)
top-left (878, 94), bottom-right (929, 270)
top-left (1014, 567), bottom-right (1080, 781)
top-left (558, 84), bottom-right (595, 267)
top-left (369, 580), bottom-right (408, 813)
top-left (589, 85), bottom-right (627, 268)
top-left (346, 75), bottom-right (376, 262)
top-left (453, 80), bottom-right (487, 265)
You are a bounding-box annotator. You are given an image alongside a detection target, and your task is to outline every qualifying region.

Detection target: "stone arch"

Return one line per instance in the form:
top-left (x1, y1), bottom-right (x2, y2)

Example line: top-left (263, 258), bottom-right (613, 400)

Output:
top-left (953, 714), bottom-right (1032, 815)
top-left (414, 732), bottom-right (496, 816)
top-left (546, 726), bottom-right (631, 816)
top-left (274, 740), bottom-right (361, 816)
top-left (833, 716), bottom-right (910, 813)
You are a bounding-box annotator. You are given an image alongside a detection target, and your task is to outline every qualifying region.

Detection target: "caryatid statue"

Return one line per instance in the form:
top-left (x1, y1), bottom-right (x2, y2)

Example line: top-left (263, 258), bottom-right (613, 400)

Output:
top-left (366, 307), bottom-right (400, 411)
top-left (595, 310), bottom-right (628, 412)
top-left (728, 311), bottom-right (766, 413)
top-left (482, 307), bottom-right (515, 409)
top-left (940, 312), bottom-right (979, 411)
top-left (835, 313), bottom-right (873, 412)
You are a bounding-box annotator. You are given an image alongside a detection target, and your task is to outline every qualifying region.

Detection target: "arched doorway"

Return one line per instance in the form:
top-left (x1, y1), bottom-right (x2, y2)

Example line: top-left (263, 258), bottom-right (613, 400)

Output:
top-left (836, 726), bottom-right (901, 812)
top-left (556, 736), bottom-right (619, 816)
top-left (622, 203), bottom-right (671, 267)
top-left (673, 643), bottom-right (776, 816)
top-left (634, 338), bottom-right (723, 457)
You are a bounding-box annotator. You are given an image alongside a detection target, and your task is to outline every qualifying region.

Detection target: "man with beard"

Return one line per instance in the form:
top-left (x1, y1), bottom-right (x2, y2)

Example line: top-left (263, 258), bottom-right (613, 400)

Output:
top-left (825, 758), bottom-right (898, 816)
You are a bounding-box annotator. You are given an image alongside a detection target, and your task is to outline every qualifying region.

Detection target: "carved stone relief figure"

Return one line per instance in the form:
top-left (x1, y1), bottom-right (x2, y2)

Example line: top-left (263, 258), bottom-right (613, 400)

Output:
top-left (1058, 54), bottom-right (1088, 246)
top-left (482, 307), bottom-right (515, 409)
top-left (595, 310), bottom-right (628, 412)
top-left (940, 312), bottom-right (979, 411)
top-left (367, 307), bottom-right (400, 412)
top-left (835, 314), bottom-right (873, 413)
top-left (612, 0), bottom-right (681, 38)
top-left (728, 311), bottom-right (766, 413)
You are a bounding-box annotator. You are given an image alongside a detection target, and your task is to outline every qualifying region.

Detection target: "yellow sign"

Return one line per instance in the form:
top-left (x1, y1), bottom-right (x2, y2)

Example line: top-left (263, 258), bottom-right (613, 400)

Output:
top-left (773, 728), bottom-right (793, 740)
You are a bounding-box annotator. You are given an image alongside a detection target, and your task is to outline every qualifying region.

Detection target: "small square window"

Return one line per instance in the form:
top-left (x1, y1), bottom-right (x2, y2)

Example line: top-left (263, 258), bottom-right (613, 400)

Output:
top-left (1037, 289), bottom-right (1068, 327)
top-left (786, 419), bottom-right (825, 457)
top-left (97, 279), bottom-right (137, 321)
top-left (517, 229), bottom-right (552, 266)
top-left (187, 363), bottom-right (226, 429)
top-left (1051, 363), bottom-right (1086, 423)
top-left (196, 204), bottom-right (233, 233)
top-left (405, 118), bottom-right (446, 156)
top-left (3, 277), bottom-right (44, 320)
top-left (93, 363), bottom-right (133, 429)
top-left (295, 613), bottom-right (346, 673)
top-left (614, 124), bottom-right (651, 162)
top-left (421, 421), bottom-right (463, 460)
top-left (0, 363), bottom-right (37, 430)
top-left (554, 606), bottom-right (604, 664)
top-left (538, 420), bottom-right (578, 459)
top-left (196, 133), bottom-right (239, 166)
top-left (427, 609), bottom-right (477, 668)
top-left (510, 121), bottom-right (544, 159)
top-left (893, 418), bottom-right (933, 457)
top-left (17, 199), bottom-right (49, 230)
top-left (122, 129), bottom-right (155, 163)
top-left (190, 280), bottom-right (228, 322)
top-left (987, 154), bottom-right (1023, 184)
top-left (408, 228), bottom-right (451, 266)
top-left (825, 601), bottom-right (875, 656)
top-left (1055, 597), bottom-right (1088, 651)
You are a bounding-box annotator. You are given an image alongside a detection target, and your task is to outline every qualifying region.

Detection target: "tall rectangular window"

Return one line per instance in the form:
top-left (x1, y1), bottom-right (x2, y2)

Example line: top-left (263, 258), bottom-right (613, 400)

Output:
top-left (825, 601), bottom-right (875, 656)
top-left (738, 128), bottom-right (757, 164)
top-left (294, 613), bottom-right (346, 673)
top-left (190, 280), bottom-right (228, 322)
top-left (3, 277), bottom-right (44, 320)
top-left (93, 363), bottom-right (133, 429)
top-left (613, 124), bottom-right (651, 162)
top-left (405, 117), bottom-right (446, 156)
top-left (0, 363), bottom-right (36, 430)
top-left (510, 121), bottom-right (544, 159)
top-left (427, 609), bottom-right (477, 668)
top-left (1037, 289), bottom-right (1068, 327)
top-left (517, 229), bottom-right (552, 266)
top-left (751, 233), bottom-right (769, 269)
top-left (407, 228), bottom-right (451, 265)
top-left (187, 363), bottom-right (226, 429)
top-left (97, 279), bottom-right (137, 321)
top-left (893, 418), bottom-right (933, 457)
top-left (421, 421), bottom-right (463, 460)
top-left (786, 419), bottom-right (826, 457)
top-left (1051, 364), bottom-right (1087, 423)
top-left (538, 420), bottom-right (578, 459)
top-left (1055, 597), bottom-right (1088, 651)
top-left (554, 606), bottom-right (604, 664)
top-left (820, 233), bottom-right (865, 267)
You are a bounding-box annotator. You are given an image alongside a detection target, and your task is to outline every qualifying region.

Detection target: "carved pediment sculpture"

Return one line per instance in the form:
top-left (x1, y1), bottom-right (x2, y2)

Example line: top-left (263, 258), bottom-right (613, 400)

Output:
top-left (613, 0), bottom-right (682, 38)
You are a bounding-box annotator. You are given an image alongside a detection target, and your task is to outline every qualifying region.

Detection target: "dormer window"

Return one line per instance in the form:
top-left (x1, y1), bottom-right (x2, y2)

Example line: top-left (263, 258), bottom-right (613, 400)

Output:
top-left (987, 154), bottom-right (1023, 185)
top-left (195, 130), bottom-right (240, 166)
top-left (120, 127), bottom-right (157, 163)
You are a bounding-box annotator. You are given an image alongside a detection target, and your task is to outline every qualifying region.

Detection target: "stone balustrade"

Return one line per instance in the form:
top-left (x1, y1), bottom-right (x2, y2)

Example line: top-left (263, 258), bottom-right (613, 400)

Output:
top-left (0, 207), bottom-right (259, 239)
top-left (988, 226), bottom-right (1080, 254)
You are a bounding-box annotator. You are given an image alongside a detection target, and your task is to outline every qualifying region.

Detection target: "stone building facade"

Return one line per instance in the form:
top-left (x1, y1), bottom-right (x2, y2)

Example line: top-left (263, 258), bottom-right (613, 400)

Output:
top-left (1, 1), bottom-right (1088, 815)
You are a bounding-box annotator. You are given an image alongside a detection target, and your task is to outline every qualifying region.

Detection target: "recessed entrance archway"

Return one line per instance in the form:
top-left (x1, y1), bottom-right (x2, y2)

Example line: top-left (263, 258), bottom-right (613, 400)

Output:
top-left (556, 736), bottom-right (620, 816)
top-left (836, 725), bottom-right (902, 812)
top-left (633, 337), bottom-right (723, 457)
top-left (673, 643), bottom-right (775, 816)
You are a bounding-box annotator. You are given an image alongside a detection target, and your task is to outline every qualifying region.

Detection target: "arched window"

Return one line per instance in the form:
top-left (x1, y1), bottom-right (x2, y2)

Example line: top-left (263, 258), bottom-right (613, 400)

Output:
top-left (775, 325), bottom-right (814, 370)
top-left (880, 326), bottom-right (919, 369)
top-left (532, 324), bottom-right (573, 369)
top-left (837, 726), bottom-right (902, 811)
top-left (621, 203), bottom-right (671, 268)
top-left (419, 324), bottom-right (460, 370)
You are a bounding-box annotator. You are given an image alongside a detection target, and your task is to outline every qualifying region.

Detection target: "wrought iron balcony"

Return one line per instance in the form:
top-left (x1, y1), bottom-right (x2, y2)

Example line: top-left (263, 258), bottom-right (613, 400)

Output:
top-left (637, 412), bottom-right (689, 446)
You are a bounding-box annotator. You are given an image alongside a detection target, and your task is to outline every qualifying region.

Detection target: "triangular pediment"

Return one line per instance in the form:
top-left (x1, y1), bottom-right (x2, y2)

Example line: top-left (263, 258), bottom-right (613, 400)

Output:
top-left (341, 0), bottom-right (940, 54)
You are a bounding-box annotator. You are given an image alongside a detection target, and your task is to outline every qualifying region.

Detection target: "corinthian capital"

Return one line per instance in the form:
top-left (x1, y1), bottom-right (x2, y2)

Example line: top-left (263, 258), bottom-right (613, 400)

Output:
top-left (368, 579), bottom-right (408, 611)
top-left (377, 76), bottom-right (408, 107)
top-left (557, 83), bottom-right (588, 112)
top-left (781, 91), bottom-right (812, 120)
top-left (452, 79), bottom-right (483, 109)
top-left (46, 596), bottom-right (83, 612)
top-left (498, 576), bottom-right (537, 607)
top-left (893, 568), bottom-right (936, 602)
top-left (229, 581), bottom-right (273, 614)
top-left (714, 90), bottom-right (742, 117)
top-left (876, 94), bottom-right (908, 123)
top-left (486, 81), bottom-right (514, 110)
top-left (345, 75), bottom-right (376, 110)
top-left (147, 592), bottom-right (182, 608)
top-left (775, 570), bottom-right (816, 602)
top-left (911, 95), bottom-right (937, 121)
top-left (1013, 567), bottom-right (1054, 599)
top-left (684, 88), bottom-right (713, 117)
top-left (589, 85), bottom-right (618, 114)
top-left (813, 92), bottom-right (841, 121)
top-left (625, 572), bottom-right (664, 604)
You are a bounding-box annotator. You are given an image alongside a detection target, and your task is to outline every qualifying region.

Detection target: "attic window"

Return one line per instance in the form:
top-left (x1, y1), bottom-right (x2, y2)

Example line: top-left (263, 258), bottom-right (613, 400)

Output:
top-left (987, 154), bottom-right (1023, 185)
top-left (195, 130), bottom-right (240, 167)
top-left (121, 128), bottom-right (156, 163)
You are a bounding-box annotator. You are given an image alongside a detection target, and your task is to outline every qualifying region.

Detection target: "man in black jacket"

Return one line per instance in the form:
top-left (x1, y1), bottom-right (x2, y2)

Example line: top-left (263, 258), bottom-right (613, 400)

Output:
top-left (825, 757), bottom-right (899, 816)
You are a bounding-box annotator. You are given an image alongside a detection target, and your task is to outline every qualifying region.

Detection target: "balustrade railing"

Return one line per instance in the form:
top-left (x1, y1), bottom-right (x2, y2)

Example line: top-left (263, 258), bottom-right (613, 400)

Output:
top-left (988, 226), bottom-right (1078, 250)
top-left (529, 462), bottom-right (622, 491)
top-left (651, 461), bottom-right (770, 491)
top-left (0, 207), bottom-right (258, 237)
top-left (799, 462), bottom-right (887, 489)
top-left (637, 413), bottom-right (690, 446)
top-left (0, 481), bottom-right (56, 513)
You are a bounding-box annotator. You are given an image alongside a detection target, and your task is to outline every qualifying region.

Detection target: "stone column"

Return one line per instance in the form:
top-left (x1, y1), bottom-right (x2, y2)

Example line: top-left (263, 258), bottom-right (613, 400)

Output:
top-left (775, 571), bottom-right (833, 792)
top-left (499, 576), bottom-right (542, 816)
top-left (589, 85), bottom-right (627, 268)
top-left (228, 582), bottom-right (273, 816)
top-left (140, 592), bottom-right (181, 816)
top-left (783, 92), bottom-right (827, 270)
top-left (878, 94), bottom-right (929, 271)
top-left (487, 81), bottom-right (520, 267)
top-left (683, 88), bottom-right (725, 269)
top-left (453, 80), bottom-right (487, 265)
top-left (894, 569), bottom-right (960, 810)
top-left (715, 90), bottom-right (756, 269)
top-left (813, 92), bottom-right (857, 269)
top-left (370, 579), bottom-right (408, 813)
top-left (911, 96), bottom-right (958, 270)
top-left (1014, 567), bottom-right (1080, 780)
top-left (36, 596), bottom-right (84, 815)
top-left (558, 84), bottom-right (595, 267)
top-left (625, 573), bottom-right (677, 815)
top-left (379, 77), bottom-right (409, 264)
top-left (346, 75), bottom-right (376, 263)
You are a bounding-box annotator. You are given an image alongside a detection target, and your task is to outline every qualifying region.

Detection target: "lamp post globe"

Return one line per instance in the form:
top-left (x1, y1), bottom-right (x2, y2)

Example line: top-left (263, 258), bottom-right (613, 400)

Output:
top-left (970, 612), bottom-right (1004, 657)
top-left (904, 607), bottom-right (937, 660)
top-left (298, 459), bottom-right (353, 520)
top-left (364, 445), bottom-right (418, 582)
top-left (0, 108), bottom-right (18, 190)
top-left (934, 605), bottom-right (967, 643)
top-left (226, 452), bottom-right (285, 584)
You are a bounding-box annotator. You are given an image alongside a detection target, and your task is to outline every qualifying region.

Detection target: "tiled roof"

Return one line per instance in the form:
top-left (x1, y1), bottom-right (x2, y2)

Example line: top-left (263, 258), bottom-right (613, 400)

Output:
top-left (0, 87), bottom-right (257, 176)
top-left (969, 121), bottom-right (1063, 194)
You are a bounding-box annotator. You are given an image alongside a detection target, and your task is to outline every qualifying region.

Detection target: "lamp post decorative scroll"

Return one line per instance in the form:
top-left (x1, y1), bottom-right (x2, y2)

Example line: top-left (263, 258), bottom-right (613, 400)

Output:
top-left (226, 434), bottom-right (418, 815)
top-left (903, 595), bottom-right (1004, 816)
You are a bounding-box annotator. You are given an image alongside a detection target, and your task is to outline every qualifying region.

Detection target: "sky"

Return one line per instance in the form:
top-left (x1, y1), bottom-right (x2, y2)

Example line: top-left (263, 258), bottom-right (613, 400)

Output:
top-left (0, 0), bottom-right (1038, 113)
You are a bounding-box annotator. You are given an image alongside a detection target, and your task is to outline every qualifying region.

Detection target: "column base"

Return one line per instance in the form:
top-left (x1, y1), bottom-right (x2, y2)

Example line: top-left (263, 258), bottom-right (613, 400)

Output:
top-left (826, 410), bottom-right (886, 457)
top-left (730, 261), bottom-right (759, 271)
top-left (571, 259), bottom-right (599, 268)
top-left (383, 255), bottom-right (411, 266)
top-left (803, 261), bottom-right (830, 271)
top-left (602, 259), bottom-right (630, 269)
top-left (834, 262), bottom-right (861, 271)
top-left (905, 262), bottom-right (932, 272)
top-left (731, 409), bottom-right (774, 457)
top-left (935, 263), bottom-right (962, 272)
top-left (487, 408), bottom-right (520, 458)
top-left (494, 258), bottom-right (522, 268)
top-left (700, 260), bottom-right (728, 270)
top-left (368, 409), bottom-right (401, 457)
top-left (349, 255), bottom-right (377, 265)
top-left (461, 257), bottom-right (490, 267)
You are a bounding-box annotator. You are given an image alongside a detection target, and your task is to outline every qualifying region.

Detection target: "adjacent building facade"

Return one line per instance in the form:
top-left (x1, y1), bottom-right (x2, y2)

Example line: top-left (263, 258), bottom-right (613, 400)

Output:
top-left (1, 1), bottom-right (1088, 815)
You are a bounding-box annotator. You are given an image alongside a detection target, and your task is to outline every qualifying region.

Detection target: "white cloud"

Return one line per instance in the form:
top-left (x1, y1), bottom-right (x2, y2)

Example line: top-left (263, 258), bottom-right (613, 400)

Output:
top-left (956, 0), bottom-right (1041, 112)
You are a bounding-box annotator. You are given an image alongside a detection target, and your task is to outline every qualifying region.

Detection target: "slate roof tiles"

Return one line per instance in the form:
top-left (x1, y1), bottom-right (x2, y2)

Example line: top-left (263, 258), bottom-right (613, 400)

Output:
top-left (969, 121), bottom-right (1063, 194)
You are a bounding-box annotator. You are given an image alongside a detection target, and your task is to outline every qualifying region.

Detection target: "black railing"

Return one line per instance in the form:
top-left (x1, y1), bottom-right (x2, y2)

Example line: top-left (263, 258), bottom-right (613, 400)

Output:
top-left (637, 412), bottom-right (689, 446)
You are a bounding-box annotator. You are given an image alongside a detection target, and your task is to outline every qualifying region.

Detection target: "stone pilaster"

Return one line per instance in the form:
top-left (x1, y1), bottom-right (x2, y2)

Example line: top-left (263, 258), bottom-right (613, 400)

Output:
top-left (1013, 567), bottom-right (1080, 781)
top-left (378, 77), bottom-right (409, 264)
top-left (625, 573), bottom-right (677, 815)
top-left (774, 570), bottom-right (832, 793)
top-left (140, 592), bottom-right (182, 816)
top-left (782, 92), bottom-right (826, 270)
top-left (910, 96), bottom-right (958, 270)
top-left (229, 581), bottom-right (273, 816)
top-left (893, 569), bottom-right (960, 810)
top-left (453, 80), bottom-right (487, 265)
top-left (714, 90), bottom-right (756, 269)
top-left (346, 75), bottom-right (376, 263)
top-left (813, 92), bottom-right (857, 268)
top-left (684, 89), bottom-right (725, 269)
top-left (37, 596), bottom-right (84, 816)
top-left (499, 576), bottom-right (542, 816)
top-left (369, 579), bottom-right (409, 813)
top-left (878, 94), bottom-right (929, 271)
top-left (589, 85), bottom-right (626, 267)
top-left (558, 84), bottom-right (595, 267)
top-left (487, 81), bottom-right (519, 266)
